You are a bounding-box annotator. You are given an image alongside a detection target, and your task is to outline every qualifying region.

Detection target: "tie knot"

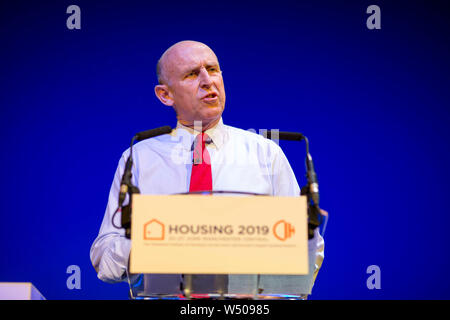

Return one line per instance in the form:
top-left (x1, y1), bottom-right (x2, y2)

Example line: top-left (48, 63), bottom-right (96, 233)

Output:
top-left (191, 133), bottom-right (212, 164)
top-left (191, 132), bottom-right (212, 151)
top-left (189, 133), bottom-right (213, 192)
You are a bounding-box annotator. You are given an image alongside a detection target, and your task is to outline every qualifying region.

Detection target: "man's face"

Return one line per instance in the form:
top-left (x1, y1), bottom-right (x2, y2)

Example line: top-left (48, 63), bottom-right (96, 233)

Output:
top-left (160, 43), bottom-right (226, 129)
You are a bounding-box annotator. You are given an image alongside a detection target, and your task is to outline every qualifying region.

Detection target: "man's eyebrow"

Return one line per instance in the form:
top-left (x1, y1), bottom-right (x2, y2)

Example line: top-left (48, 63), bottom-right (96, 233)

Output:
top-left (205, 62), bottom-right (220, 68)
top-left (182, 66), bottom-right (200, 74)
top-left (182, 63), bottom-right (220, 74)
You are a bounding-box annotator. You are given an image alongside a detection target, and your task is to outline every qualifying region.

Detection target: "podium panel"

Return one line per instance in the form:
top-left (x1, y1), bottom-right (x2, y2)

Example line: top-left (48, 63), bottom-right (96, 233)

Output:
top-left (127, 191), bottom-right (311, 300)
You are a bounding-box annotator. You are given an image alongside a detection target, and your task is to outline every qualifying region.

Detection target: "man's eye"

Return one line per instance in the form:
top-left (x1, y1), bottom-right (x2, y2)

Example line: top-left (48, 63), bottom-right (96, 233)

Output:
top-left (186, 72), bottom-right (197, 78)
top-left (208, 67), bottom-right (218, 72)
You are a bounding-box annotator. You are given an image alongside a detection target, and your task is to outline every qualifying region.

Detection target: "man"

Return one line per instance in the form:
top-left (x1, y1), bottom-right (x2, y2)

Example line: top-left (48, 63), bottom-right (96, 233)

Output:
top-left (90, 40), bottom-right (325, 297)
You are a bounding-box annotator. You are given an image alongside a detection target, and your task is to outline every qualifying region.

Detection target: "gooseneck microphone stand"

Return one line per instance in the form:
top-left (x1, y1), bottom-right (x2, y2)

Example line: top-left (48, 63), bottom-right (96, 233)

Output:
top-left (112, 126), bottom-right (172, 239)
top-left (300, 135), bottom-right (323, 240)
top-left (265, 130), bottom-right (325, 239)
top-left (117, 134), bottom-right (142, 240)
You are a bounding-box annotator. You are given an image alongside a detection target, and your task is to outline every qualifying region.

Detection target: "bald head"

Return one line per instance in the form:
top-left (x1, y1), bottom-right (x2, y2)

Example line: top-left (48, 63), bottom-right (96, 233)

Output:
top-left (156, 40), bottom-right (219, 85)
top-left (154, 40), bottom-right (226, 130)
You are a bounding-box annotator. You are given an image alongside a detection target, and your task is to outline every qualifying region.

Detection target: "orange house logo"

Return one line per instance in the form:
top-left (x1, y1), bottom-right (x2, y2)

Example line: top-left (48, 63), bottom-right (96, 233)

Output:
top-left (144, 219), bottom-right (165, 240)
top-left (273, 220), bottom-right (295, 241)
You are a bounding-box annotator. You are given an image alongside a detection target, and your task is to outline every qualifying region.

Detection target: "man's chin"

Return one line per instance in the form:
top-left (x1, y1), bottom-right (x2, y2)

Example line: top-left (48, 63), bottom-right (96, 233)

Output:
top-left (202, 100), bottom-right (221, 109)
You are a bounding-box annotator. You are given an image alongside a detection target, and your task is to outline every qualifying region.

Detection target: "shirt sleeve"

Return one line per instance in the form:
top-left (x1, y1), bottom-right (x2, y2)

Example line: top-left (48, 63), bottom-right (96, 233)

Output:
top-left (270, 142), bottom-right (325, 292)
top-left (90, 152), bottom-right (136, 284)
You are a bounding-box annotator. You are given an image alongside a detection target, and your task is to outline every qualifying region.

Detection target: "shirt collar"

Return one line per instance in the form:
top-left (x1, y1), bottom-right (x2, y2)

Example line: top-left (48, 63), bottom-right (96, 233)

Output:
top-left (171, 118), bottom-right (227, 151)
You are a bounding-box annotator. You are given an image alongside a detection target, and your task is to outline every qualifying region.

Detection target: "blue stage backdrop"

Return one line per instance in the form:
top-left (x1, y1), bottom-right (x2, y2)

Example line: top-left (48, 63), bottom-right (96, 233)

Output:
top-left (0, 0), bottom-right (449, 299)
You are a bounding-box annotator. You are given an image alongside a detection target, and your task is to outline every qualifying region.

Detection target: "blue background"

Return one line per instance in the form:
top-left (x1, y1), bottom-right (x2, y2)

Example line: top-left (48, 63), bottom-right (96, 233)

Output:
top-left (1, 0), bottom-right (449, 299)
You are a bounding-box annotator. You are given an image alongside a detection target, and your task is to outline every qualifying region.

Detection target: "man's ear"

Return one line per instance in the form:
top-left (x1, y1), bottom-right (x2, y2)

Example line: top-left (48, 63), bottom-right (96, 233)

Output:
top-left (154, 84), bottom-right (174, 106)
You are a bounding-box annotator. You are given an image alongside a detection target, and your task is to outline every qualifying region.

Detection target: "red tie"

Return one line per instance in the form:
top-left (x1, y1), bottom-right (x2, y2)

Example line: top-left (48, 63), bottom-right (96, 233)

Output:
top-left (189, 133), bottom-right (212, 192)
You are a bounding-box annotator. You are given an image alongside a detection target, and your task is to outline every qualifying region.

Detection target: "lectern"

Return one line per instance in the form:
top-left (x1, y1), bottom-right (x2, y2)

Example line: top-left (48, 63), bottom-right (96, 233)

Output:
top-left (0, 283), bottom-right (45, 300)
top-left (126, 192), bottom-right (315, 300)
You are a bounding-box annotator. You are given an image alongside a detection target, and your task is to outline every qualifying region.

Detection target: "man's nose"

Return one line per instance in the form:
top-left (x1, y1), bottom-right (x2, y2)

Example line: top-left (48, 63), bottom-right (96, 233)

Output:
top-left (198, 67), bottom-right (213, 89)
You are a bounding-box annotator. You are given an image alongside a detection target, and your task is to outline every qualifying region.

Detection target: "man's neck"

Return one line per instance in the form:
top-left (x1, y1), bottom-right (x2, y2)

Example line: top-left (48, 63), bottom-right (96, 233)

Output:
top-left (178, 118), bottom-right (221, 132)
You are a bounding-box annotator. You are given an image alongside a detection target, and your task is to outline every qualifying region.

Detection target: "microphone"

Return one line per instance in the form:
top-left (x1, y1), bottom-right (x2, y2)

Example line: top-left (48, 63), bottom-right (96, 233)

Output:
top-left (266, 130), bottom-right (304, 142)
top-left (118, 126), bottom-right (172, 208)
top-left (135, 126), bottom-right (172, 141)
top-left (306, 153), bottom-right (319, 207)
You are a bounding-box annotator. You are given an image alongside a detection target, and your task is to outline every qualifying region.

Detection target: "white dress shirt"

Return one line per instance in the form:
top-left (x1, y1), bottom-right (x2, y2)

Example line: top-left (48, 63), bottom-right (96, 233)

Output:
top-left (90, 118), bottom-right (324, 295)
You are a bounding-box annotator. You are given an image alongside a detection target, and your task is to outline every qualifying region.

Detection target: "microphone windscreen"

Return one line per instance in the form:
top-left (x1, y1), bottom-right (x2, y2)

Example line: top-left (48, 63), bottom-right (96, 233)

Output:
top-left (135, 126), bottom-right (172, 141)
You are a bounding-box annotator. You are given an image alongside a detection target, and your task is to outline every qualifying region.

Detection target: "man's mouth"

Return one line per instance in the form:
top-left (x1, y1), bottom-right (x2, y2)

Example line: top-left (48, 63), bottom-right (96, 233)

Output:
top-left (201, 92), bottom-right (219, 103)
